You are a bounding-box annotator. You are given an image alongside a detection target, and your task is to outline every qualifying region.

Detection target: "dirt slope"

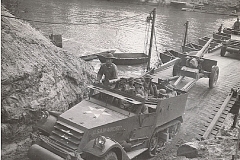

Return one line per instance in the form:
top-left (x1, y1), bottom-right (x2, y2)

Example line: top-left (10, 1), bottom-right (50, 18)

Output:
top-left (1, 6), bottom-right (95, 160)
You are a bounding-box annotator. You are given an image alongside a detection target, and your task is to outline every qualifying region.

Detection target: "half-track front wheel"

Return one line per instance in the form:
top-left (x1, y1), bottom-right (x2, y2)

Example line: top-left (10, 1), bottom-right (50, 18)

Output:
top-left (220, 47), bottom-right (226, 57)
top-left (209, 65), bottom-right (219, 89)
top-left (101, 151), bottom-right (118, 160)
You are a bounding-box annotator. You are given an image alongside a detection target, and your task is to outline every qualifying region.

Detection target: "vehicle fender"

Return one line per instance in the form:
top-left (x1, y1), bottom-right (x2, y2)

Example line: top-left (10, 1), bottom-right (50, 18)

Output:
top-left (28, 144), bottom-right (65, 160)
top-left (34, 112), bottom-right (58, 136)
top-left (83, 138), bottom-right (129, 160)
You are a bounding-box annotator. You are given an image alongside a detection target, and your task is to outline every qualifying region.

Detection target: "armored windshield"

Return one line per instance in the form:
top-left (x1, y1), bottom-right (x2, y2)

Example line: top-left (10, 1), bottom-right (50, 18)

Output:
top-left (88, 84), bottom-right (145, 114)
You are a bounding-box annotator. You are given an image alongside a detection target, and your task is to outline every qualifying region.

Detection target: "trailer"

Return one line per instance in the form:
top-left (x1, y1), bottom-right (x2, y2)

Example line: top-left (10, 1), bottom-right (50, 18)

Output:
top-left (172, 38), bottom-right (219, 90)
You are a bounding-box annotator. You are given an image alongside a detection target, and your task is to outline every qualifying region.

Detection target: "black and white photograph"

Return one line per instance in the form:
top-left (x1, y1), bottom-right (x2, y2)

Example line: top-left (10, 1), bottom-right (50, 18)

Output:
top-left (1, 0), bottom-right (240, 159)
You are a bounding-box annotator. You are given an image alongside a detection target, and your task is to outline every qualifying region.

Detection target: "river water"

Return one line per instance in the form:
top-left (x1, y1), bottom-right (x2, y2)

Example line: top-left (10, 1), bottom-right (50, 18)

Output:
top-left (2, 0), bottom-right (237, 77)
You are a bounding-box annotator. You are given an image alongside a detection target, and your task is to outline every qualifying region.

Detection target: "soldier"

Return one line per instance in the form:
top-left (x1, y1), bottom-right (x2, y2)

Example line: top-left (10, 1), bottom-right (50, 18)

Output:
top-left (158, 89), bottom-right (168, 99)
top-left (134, 79), bottom-right (146, 99)
top-left (134, 79), bottom-right (148, 114)
top-left (143, 74), bottom-right (158, 98)
top-left (125, 77), bottom-right (135, 95)
top-left (97, 52), bottom-right (118, 86)
top-left (218, 24), bottom-right (223, 33)
top-left (233, 17), bottom-right (240, 31)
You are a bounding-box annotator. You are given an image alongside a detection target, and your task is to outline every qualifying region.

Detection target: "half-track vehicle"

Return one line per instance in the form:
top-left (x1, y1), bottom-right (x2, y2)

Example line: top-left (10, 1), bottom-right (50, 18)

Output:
top-left (28, 80), bottom-right (188, 160)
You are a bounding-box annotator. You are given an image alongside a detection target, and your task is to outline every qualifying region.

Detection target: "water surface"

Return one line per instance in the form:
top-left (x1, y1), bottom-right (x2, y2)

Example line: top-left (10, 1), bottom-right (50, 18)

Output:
top-left (2, 0), bottom-right (237, 76)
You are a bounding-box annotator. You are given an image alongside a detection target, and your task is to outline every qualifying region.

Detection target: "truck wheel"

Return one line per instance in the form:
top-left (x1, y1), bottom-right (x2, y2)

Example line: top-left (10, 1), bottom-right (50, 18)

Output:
top-left (209, 66), bottom-right (219, 89)
top-left (101, 151), bottom-right (118, 160)
top-left (220, 47), bottom-right (226, 57)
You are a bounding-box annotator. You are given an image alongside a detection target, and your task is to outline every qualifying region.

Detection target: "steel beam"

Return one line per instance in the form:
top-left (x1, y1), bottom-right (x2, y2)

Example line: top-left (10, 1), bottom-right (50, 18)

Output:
top-left (202, 91), bottom-right (233, 140)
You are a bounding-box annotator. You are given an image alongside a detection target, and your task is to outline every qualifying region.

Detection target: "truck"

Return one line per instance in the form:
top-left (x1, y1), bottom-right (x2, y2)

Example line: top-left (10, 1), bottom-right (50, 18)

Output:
top-left (28, 80), bottom-right (188, 160)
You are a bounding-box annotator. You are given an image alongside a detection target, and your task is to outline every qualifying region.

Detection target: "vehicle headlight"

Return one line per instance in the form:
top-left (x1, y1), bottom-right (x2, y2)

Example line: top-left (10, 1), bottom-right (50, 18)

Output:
top-left (40, 110), bottom-right (49, 119)
top-left (94, 136), bottom-right (106, 149)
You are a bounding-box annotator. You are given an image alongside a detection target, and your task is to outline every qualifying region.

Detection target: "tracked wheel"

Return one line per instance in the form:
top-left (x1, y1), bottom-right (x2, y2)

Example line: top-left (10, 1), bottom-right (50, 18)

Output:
top-left (169, 121), bottom-right (181, 140)
top-left (148, 131), bottom-right (158, 157)
top-left (148, 129), bottom-right (166, 157)
top-left (209, 65), bottom-right (219, 89)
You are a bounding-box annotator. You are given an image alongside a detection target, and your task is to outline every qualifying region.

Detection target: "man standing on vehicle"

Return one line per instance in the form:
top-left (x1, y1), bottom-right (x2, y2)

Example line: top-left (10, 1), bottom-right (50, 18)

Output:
top-left (233, 17), bottom-right (240, 31)
top-left (97, 52), bottom-right (118, 86)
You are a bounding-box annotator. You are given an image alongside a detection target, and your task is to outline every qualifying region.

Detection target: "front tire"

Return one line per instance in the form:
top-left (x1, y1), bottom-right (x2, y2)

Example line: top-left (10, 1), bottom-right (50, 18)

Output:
top-left (209, 66), bottom-right (219, 89)
top-left (101, 151), bottom-right (118, 160)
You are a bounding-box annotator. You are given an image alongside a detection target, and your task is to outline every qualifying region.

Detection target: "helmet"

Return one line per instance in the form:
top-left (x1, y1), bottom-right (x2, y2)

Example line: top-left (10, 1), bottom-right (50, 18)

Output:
top-left (128, 77), bottom-right (134, 82)
top-left (134, 79), bottom-right (143, 85)
top-left (104, 52), bottom-right (115, 59)
top-left (158, 89), bottom-right (167, 96)
top-left (144, 74), bottom-right (152, 79)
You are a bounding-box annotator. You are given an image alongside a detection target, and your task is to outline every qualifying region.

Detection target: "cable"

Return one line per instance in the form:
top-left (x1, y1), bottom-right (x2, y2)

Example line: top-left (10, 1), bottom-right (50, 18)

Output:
top-left (153, 26), bottom-right (158, 53)
top-left (1, 13), bottom-right (145, 26)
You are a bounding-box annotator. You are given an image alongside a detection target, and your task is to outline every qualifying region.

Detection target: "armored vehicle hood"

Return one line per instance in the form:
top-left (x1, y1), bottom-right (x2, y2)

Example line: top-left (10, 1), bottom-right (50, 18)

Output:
top-left (59, 100), bottom-right (129, 130)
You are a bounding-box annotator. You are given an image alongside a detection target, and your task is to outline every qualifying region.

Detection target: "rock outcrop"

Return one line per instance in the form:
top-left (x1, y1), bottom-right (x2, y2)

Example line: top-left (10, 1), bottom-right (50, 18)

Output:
top-left (1, 6), bottom-right (95, 159)
top-left (177, 118), bottom-right (240, 160)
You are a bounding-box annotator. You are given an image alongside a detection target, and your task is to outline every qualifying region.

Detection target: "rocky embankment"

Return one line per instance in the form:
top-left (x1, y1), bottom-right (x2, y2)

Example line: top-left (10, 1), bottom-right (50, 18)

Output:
top-left (1, 6), bottom-right (95, 160)
top-left (175, 115), bottom-right (240, 160)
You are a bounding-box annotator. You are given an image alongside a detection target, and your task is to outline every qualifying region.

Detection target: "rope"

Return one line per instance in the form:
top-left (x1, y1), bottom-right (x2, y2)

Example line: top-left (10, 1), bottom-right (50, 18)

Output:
top-left (1, 13), bottom-right (145, 26)
top-left (153, 26), bottom-right (158, 53)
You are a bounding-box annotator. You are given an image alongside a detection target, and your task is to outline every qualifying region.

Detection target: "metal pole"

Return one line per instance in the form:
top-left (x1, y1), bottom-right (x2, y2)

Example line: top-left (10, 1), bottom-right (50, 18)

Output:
top-left (182, 21), bottom-right (189, 53)
top-left (195, 38), bottom-right (213, 58)
top-left (147, 8), bottom-right (156, 72)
